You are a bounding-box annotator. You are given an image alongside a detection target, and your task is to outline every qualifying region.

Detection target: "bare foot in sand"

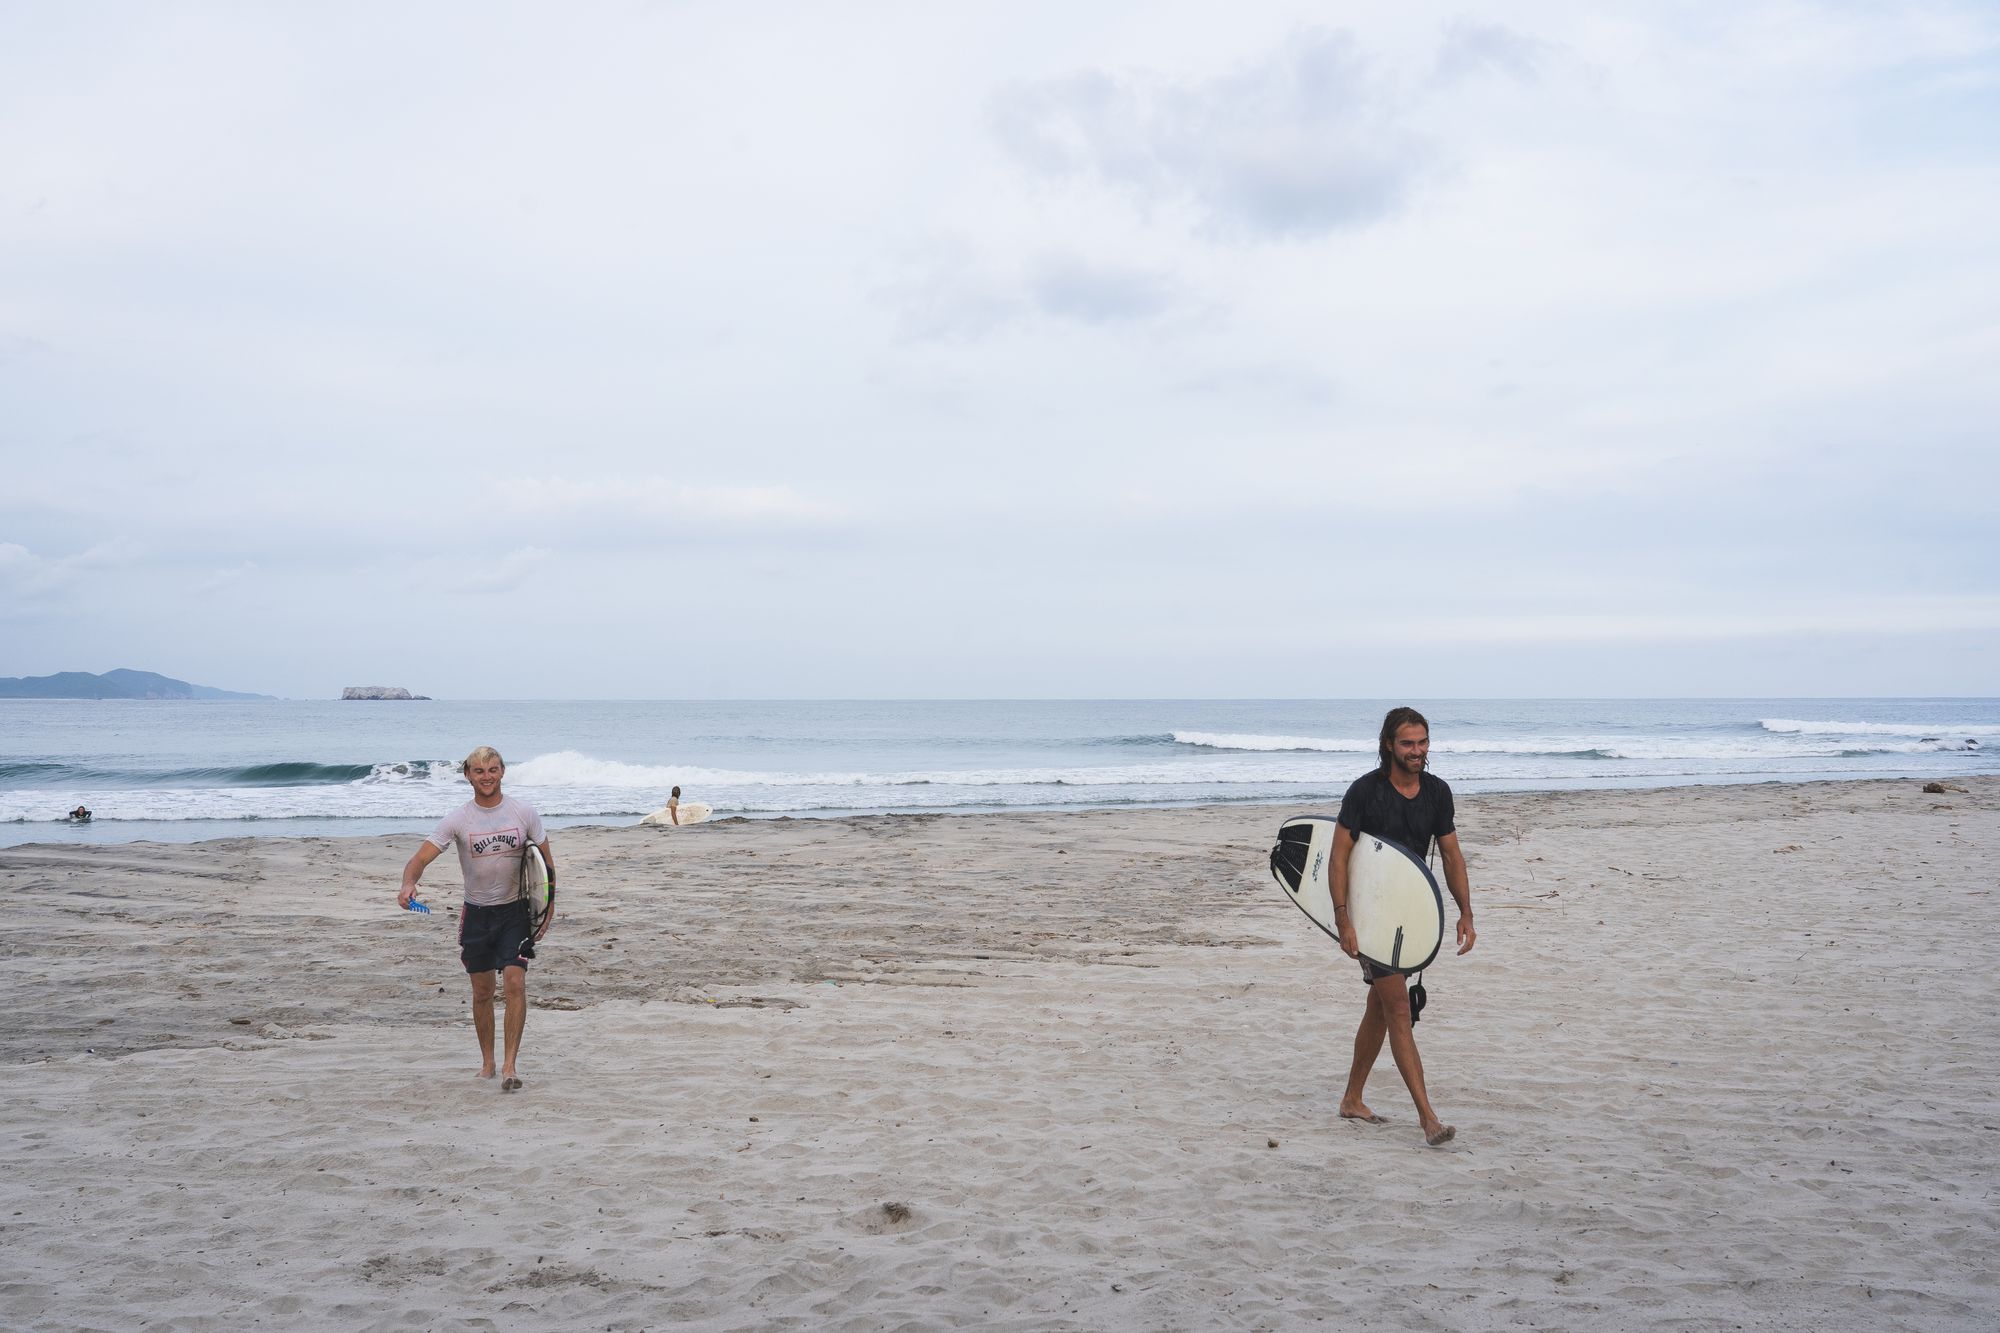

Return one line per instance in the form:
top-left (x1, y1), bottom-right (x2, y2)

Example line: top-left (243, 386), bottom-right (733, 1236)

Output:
top-left (477, 1067), bottom-right (497, 1080)
top-left (501, 1076), bottom-right (523, 1093)
top-left (1424, 1123), bottom-right (1456, 1147)
top-left (1340, 1103), bottom-right (1388, 1125)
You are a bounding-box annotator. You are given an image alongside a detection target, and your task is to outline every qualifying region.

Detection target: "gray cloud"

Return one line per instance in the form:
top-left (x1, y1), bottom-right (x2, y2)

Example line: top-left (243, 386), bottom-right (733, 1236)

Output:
top-left (875, 244), bottom-right (1178, 338)
top-left (873, 241), bottom-right (1024, 342)
top-left (446, 545), bottom-right (550, 596)
top-left (1027, 254), bottom-right (1175, 324)
top-left (1434, 19), bottom-right (1551, 85)
top-left (992, 28), bottom-right (1428, 240)
top-left (0, 540), bottom-right (136, 606)
top-left (1170, 361), bottom-right (1338, 408)
top-left (0, 334), bottom-right (51, 366)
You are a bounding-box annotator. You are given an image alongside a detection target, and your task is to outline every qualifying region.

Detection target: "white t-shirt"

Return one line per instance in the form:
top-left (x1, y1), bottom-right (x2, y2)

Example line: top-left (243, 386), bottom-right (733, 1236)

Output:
top-left (427, 794), bottom-right (546, 908)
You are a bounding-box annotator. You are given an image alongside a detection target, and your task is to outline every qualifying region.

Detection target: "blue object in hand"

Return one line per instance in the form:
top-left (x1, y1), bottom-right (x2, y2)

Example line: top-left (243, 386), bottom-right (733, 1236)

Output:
top-left (405, 898), bottom-right (431, 914)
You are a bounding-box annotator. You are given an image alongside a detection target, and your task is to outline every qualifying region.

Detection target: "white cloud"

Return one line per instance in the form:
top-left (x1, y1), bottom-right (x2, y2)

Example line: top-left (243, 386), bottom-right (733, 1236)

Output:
top-left (449, 545), bottom-right (551, 596)
top-left (872, 242), bottom-right (1182, 339)
top-left (872, 239), bottom-right (1026, 342)
top-left (492, 478), bottom-right (849, 529)
top-left (992, 27), bottom-right (1432, 239)
top-left (0, 541), bottom-right (135, 600)
top-left (1414, 596), bottom-right (2000, 646)
top-left (1433, 18), bottom-right (1552, 85)
top-left (1028, 253), bottom-right (1177, 323)
top-left (194, 561), bottom-right (259, 594)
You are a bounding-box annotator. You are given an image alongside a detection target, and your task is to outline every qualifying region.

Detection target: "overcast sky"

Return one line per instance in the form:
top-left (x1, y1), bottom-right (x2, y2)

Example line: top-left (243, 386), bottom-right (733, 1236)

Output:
top-left (3, 2), bottom-right (1996, 699)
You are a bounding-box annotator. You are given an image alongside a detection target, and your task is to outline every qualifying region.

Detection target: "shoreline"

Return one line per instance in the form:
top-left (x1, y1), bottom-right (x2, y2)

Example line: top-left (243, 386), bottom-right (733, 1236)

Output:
top-left (3, 776), bottom-right (1996, 1328)
top-left (3, 768), bottom-right (1990, 852)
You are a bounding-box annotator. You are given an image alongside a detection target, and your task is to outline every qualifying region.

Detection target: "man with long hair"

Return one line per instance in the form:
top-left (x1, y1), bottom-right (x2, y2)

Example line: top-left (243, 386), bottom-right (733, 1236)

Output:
top-left (1329, 707), bottom-right (1476, 1145)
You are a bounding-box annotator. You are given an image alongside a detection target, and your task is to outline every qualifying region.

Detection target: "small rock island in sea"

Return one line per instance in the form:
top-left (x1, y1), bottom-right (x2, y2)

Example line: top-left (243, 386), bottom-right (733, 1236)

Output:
top-left (341, 686), bottom-right (432, 700)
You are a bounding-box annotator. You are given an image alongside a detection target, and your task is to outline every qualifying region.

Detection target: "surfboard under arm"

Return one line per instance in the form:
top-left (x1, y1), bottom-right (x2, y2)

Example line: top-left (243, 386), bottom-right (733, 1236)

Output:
top-left (1269, 815), bottom-right (1444, 974)
top-left (1269, 815), bottom-right (1342, 943)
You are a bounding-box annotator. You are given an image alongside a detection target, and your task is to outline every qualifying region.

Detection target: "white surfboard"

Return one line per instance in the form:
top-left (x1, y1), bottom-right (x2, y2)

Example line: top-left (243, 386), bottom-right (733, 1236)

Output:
top-left (640, 801), bottom-right (712, 827)
top-left (1269, 815), bottom-right (1444, 975)
top-left (520, 842), bottom-right (554, 939)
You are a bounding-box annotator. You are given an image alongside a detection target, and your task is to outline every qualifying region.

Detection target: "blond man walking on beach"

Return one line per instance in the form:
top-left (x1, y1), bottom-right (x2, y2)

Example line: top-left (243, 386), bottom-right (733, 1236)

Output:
top-left (398, 746), bottom-right (554, 1092)
top-left (1330, 707), bottom-right (1476, 1145)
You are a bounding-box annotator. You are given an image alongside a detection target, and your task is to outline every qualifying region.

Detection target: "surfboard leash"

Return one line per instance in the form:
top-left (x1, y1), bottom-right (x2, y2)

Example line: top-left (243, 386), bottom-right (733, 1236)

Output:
top-left (1409, 834), bottom-right (1438, 1022)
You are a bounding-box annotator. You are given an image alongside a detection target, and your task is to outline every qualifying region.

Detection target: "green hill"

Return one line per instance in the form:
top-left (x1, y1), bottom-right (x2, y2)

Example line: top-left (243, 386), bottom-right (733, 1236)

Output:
top-left (0, 669), bottom-right (274, 700)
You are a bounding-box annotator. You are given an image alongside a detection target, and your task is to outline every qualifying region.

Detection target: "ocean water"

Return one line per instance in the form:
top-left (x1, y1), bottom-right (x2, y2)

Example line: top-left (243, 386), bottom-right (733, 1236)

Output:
top-left (2, 698), bottom-right (1994, 847)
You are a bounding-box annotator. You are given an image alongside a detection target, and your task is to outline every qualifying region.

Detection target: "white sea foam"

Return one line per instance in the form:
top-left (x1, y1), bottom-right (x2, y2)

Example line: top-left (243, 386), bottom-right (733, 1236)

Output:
top-left (1176, 729), bottom-right (1985, 760)
top-left (1761, 718), bottom-right (2000, 738)
top-left (7, 703), bottom-right (1993, 831)
top-left (509, 751), bottom-right (1358, 791)
top-left (506, 750), bottom-right (754, 788)
top-left (1173, 732), bottom-right (1375, 753)
top-left (1176, 731), bottom-right (1620, 757)
top-left (8, 732), bottom-right (1985, 826)
top-left (513, 749), bottom-right (1368, 791)
top-left (1591, 737), bottom-right (1980, 759)
top-left (1170, 731), bottom-right (1621, 755)
top-left (356, 760), bottom-right (464, 786)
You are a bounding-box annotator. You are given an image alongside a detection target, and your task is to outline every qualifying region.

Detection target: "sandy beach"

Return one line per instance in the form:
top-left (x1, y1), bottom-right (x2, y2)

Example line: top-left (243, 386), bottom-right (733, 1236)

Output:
top-left (2, 777), bottom-right (1995, 1331)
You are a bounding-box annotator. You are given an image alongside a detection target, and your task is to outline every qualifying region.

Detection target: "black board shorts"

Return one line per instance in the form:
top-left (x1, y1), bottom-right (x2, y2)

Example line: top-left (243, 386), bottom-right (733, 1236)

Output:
top-left (460, 899), bottom-right (534, 974)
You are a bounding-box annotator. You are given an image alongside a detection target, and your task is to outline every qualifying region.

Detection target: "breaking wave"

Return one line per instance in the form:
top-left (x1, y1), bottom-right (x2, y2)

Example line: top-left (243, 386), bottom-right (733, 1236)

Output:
top-left (1761, 718), bottom-right (1997, 739)
top-left (6, 700), bottom-right (1993, 833)
top-left (1172, 732), bottom-right (1374, 753)
top-left (0, 758), bottom-right (459, 787)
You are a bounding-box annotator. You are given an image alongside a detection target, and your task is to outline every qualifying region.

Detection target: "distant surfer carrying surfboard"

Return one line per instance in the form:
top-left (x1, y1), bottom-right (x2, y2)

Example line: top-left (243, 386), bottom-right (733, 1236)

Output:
top-left (1332, 707), bottom-right (1476, 1146)
top-left (640, 786), bottom-right (711, 827)
top-left (397, 746), bottom-right (555, 1092)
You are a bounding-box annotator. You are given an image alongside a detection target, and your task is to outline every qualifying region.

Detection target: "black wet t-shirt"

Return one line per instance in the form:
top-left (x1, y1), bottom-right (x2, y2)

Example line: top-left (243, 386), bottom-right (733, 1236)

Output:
top-left (1336, 769), bottom-right (1456, 858)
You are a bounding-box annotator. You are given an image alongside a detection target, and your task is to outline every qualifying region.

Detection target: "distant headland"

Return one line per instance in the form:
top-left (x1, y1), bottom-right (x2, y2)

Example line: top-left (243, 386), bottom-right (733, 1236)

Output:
top-left (342, 686), bottom-right (432, 700)
top-left (0, 669), bottom-right (274, 701)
